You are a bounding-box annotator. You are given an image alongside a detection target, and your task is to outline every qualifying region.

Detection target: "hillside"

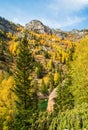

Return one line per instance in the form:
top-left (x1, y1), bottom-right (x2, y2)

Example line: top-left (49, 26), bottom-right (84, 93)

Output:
top-left (0, 17), bottom-right (74, 94)
top-left (0, 17), bottom-right (85, 74)
top-left (0, 17), bottom-right (22, 33)
top-left (0, 17), bottom-right (88, 130)
top-left (0, 17), bottom-right (73, 76)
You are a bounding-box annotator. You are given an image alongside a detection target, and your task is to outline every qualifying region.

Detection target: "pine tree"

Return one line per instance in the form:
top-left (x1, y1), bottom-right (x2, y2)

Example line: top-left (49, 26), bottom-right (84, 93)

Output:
top-left (55, 60), bottom-right (74, 112)
top-left (35, 61), bottom-right (43, 78)
top-left (0, 38), bottom-right (13, 73)
top-left (55, 76), bottom-right (74, 112)
top-left (40, 79), bottom-right (48, 95)
top-left (48, 73), bottom-right (54, 92)
top-left (13, 35), bottom-right (37, 130)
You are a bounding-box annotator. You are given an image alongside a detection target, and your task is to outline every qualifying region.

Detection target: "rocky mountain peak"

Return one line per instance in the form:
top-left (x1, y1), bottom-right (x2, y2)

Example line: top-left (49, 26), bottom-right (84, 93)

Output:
top-left (25, 20), bottom-right (53, 34)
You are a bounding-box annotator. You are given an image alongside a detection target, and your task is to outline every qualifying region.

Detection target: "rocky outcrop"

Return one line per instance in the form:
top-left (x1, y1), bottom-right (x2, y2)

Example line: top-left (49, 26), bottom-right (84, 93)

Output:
top-left (47, 88), bottom-right (57, 112)
top-left (55, 29), bottom-right (68, 39)
top-left (68, 29), bottom-right (88, 41)
top-left (25, 20), bottom-right (53, 34)
top-left (0, 17), bottom-right (18, 33)
top-left (55, 28), bottom-right (88, 41)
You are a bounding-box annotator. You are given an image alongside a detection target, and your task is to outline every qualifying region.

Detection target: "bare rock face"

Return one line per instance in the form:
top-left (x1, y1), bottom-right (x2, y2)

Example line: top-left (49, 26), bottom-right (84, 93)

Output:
top-left (47, 88), bottom-right (57, 112)
top-left (0, 17), bottom-right (18, 33)
top-left (25, 20), bottom-right (53, 34)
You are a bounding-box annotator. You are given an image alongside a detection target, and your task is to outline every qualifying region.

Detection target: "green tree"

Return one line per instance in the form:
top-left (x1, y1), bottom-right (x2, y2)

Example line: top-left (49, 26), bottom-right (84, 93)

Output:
top-left (55, 76), bottom-right (74, 112)
top-left (13, 35), bottom-right (37, 130)
top-left (35, 62), bottom-right (43, 78)
top-left (40, 79), bottom-right (48, 95)
top-left (55, 60), bottom-right (74, 112)
top-left (48, 73), bottom-right (54, 92)
top-left (0, 38), bottom-right (13, 73)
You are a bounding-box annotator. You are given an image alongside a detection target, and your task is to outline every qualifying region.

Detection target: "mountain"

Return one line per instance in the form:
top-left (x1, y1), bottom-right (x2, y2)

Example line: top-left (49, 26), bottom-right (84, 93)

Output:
top-left (0, 16), bottom-right (88, 75)
top-left (55, 28), bottom-right (88, 41)
top-left (0, 16), bottom-right (88, 40)
top-left (25, 19), bottom-right (88, 41)
top-left (0, 16), bottom-right (22, 33)
top-left (0, 16), bottom-right (88, 129)
top-left (25, 20), bottom-right (53, 34)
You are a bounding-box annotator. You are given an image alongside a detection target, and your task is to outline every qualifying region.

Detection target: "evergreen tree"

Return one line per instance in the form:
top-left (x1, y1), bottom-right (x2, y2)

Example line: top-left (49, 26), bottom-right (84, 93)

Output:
top-left (48, 73), bottom-right (54, 92)
top-left (0, 38), bottom-right (13, 73)
top-left (40, 79), bottom-right (48, 95)
top-left (35, 61), bottom-right (43, 78)
top-left (55, 60), bottom-right (74, 112)
top-left (13, 35), bottom-right (37, 130)
top-left (55, 76), bottom-right (74, 112)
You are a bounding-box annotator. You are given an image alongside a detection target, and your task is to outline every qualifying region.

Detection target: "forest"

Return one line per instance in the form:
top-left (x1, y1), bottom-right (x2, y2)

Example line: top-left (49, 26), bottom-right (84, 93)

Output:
top-left (0, 23), bottom-right (88, 130)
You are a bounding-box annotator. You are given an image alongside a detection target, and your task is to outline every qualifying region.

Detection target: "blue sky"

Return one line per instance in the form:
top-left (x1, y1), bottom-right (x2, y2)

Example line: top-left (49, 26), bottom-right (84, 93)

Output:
top-left (0, 0), bottom-right (88, 31)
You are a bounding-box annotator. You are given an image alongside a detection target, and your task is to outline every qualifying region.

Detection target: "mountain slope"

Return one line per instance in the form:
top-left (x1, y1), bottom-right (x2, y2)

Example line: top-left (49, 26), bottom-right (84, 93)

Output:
top-left (0, 16), bottom-right (23, 33)
top-left (0, 16), bottom-right (88, 130)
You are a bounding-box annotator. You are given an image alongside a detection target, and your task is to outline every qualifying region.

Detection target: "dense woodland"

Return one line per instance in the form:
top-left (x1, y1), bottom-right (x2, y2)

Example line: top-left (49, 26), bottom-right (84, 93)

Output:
top-left (0, 21), bottom-right (88, 130)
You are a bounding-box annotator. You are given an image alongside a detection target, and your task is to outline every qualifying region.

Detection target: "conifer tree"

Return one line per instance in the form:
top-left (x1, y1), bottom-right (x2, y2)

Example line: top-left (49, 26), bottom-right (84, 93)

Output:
top-left (40, 79), bottom-right (48, 95)
top-left (55, 59), bottom-right (74, 112)
top-left (35, 62), bottom-right (43, 78)
top-left (48, 73), bottom-right (54, 92)
top-left (13, 35), bottom-right (37, 130)
top-left (55, 76), bottom-right (74, 112)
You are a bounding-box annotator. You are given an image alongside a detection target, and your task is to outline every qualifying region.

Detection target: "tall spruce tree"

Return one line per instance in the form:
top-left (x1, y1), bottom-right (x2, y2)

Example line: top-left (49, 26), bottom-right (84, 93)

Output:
top-left (13, 35), bottom-right (37, 130)
top-left (55, 57), bottom-right (74, 113)
top-left (55, 75), bottom-right (74, 112)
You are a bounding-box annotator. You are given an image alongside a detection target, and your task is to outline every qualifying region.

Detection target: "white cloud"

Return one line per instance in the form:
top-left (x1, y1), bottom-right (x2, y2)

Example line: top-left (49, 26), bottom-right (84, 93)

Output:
top-left (57, 16), bottom-right (86, 28)
top-left (5, 0), bottom-right (87, 30)
top-left (49, 0), bottom-right (88, 12)
top-left (41, 16), bottom-right (86, 29)
top-left (45, 0), bottom-right (88, 29)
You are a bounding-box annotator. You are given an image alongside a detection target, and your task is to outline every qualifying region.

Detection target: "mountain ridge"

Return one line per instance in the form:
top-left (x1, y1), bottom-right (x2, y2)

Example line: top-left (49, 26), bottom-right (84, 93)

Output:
top-left (0, 16), bottom-right (88, 41)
